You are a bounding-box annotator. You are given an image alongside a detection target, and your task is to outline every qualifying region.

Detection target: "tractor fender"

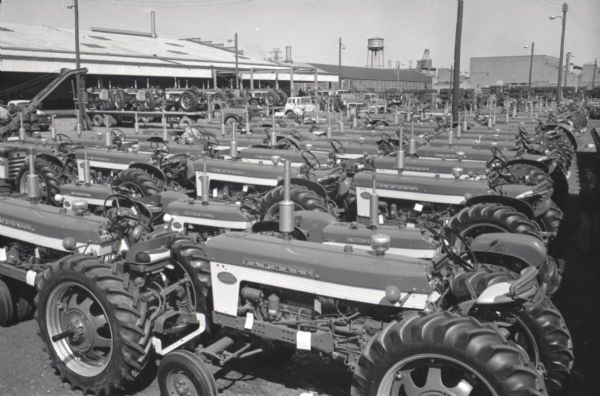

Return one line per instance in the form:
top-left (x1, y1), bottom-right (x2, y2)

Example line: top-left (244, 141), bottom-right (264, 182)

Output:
top-left (560, 128), bottom-right (577, 150)
top-left (277, 178), bottom-right (328, 201)
top-left (36, 153), bottom-right (64, 170)
top-left (465, 195), bottom-right (534, 220)
top-left (505, 158), bottom-right (549, 173)
top-left (128, 162), bottom-right (167, 184)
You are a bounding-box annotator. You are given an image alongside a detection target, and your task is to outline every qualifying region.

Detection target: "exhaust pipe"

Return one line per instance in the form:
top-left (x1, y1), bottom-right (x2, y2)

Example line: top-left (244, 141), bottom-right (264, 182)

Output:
top-left (278, 160), bottom-right (294, 237)
top-left (105, 125), bottom-right (112, 149)
top-left (369, 173), bottom-right (379, 229)
top-left (270, 126), bottom-right (277, 147)
top-left (50, 115), bottom-right (56, 140)
top-left (408, 119), bottom-right (417, 156)
top-left (26, 149), bottom-right (40, 203)
top-left (396, 127), bottom-right (404, 173)
top-left (245, 106), bottom-right (251, 134)
top-left (19, 113), bottom-right (26, 141)
top-left (201, 159), bottom-right (209, 205)
top-left (83, 147), bottom-right (91, 185)
top-left (230, 121), bottom-right (238, 159)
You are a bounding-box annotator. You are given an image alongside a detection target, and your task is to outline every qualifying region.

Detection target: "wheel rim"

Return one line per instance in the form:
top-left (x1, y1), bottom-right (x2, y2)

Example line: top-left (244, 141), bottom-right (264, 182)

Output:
top-left (165, 371), bottom-right (199, 396)
top-left (19, 171), bottom-right (48, 198)
top-left (45, 282), bottom-right (113, 377)
top-left (378, 354), bottom-right (497, 396)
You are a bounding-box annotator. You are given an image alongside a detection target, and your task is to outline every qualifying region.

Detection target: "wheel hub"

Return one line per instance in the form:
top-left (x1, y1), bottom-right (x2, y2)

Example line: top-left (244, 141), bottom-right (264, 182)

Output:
top-left (64, 310), bottom-right (94, 351)
top-left (169, 373), bottom-right (197, 396)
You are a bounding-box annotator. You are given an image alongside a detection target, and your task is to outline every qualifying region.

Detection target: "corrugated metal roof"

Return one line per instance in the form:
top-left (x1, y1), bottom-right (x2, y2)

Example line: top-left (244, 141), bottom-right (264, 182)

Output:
top-left (309, 63), bottom-right (431, 83)
top-left (0, 22), bottom-right (277, 69)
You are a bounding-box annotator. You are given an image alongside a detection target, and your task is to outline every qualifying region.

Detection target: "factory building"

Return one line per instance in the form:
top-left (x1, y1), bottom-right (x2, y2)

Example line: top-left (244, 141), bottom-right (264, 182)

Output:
top-left (308, 63), bottom-right (431, 91)
top-left (469, 55), bottom-right (597, 90)
top-left (0, 22), bottom-right (337, 107)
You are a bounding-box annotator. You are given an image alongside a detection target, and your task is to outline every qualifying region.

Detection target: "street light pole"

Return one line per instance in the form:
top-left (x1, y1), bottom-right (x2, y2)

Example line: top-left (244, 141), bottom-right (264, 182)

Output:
top-left (554, 2), bottom-right (568, 105)
top-left (338, 37), bottom-right (343, 89)
top-left (592, 58), bottom-right (597, 88)
top-left (451, 0), bottom-right (464, 121)
top-left (73, 0), bottom-right (85, 133)
top-left (527, 42), bottom-right (535, 97)
top-left (234, 32), bottom-right (239, 89)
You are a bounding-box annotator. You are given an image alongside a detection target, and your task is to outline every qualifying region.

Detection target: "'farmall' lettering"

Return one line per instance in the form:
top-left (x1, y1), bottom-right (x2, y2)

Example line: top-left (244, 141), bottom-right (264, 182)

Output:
top-left (0, 216), bottom-right (35, 232)
top-left (182, 211), bottom-right (215, 219)
top-left (206, 168), bottom-right (249, 176)
top-left (376, 183), bottom-right (420, 192)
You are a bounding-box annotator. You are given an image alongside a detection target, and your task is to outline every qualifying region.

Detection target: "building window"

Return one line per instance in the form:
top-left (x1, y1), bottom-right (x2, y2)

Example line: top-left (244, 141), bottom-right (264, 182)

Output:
top-left (82, 43), bottom-right (105, 48)
top-left (168, 50), bottom-right (188, 55)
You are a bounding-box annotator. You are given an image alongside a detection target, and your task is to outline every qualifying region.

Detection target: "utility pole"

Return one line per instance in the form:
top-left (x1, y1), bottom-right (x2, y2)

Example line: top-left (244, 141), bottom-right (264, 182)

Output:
top-left (234, 32), bottom-right (239, 89)
top-left (556, 2), bottom-right (568, 105)
top-left (527, 42), bottom-right (535, 97)
top-left (338, 37), bottom-right (343, 89)
top-left (73, 0), bottom-right (85, 133)
top-left (592, 58), bottom-right (597, 88)
top-left (452, 0), bottom-right (464, 120)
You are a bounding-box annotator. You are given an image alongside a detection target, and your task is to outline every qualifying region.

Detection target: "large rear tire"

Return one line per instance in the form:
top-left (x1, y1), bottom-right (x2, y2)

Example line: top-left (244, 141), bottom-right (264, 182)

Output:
top-left (112, 168), bottom-right (162, 198)
top-left (351, 311), bottom-right (545, 396)
top-left (0, 278), bottom-right (15, 326)
top-left (449, 202), bottom-right (542, 242)
top-left (16, 159), bottom-right (62, 206)
top-left (536, 202), bottom-right (563, 239)
top-left (259, 184), bottom-right (329, 221)
top-left (449, 265), bottom-right (573, 393)
top-left (35, 256), bottom-right (152, 395)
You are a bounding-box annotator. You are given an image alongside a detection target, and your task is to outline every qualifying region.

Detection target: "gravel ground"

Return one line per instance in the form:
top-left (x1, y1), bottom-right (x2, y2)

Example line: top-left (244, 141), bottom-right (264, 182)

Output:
top-left (0, 118), bottom-right (598, 395)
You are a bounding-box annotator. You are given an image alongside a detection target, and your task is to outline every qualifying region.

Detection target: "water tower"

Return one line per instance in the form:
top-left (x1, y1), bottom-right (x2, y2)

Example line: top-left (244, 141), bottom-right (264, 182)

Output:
top-left (367, 37), bottom-right (384, 68)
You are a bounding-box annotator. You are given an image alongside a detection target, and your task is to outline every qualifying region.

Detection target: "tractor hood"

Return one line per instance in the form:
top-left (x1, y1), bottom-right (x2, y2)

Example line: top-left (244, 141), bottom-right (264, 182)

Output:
top-left (194, 158), bottom-right (286, 182)
top-left (354, 171), bottom-right (492, 201)
top-left (293, 210), bottom-right (436, 258)
top-left (373, 156), bottom-right (486, 175)
top-left (165, 199), bottom-right (253, 230)
top-left (414, 146), bottom-right (520, 162)
top-left (60, 182), bottom-right (113, 207)
top-left (73, 147), bottom-right (153, 165)
top-left (206, 232), bottom-right (433, 308)
top-left (238, 147), bottom-right (330, 165)
top-left (0, 197), bottom-right (111, 252)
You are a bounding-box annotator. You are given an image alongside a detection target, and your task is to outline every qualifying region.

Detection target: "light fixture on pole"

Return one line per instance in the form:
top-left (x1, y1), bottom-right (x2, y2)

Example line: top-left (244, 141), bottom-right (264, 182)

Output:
top-left (227, 33), bottom-right (239, 89)
top-left (69, 0), bottom-right (85, 134)
top-left (338, 37), bottom-right (345, 89)
top-left (549, 2), bottom-right (568, 105)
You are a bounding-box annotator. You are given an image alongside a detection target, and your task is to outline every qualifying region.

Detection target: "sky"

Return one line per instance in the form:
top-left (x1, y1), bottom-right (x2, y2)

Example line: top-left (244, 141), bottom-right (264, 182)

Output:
top-left (0, 0), bottom-right (599, 72)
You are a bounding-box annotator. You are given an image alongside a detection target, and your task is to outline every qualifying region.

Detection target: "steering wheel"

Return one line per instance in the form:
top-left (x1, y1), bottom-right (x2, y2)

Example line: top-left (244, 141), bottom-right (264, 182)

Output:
top-left (301, 150), bottom-right (321, 170)
top-left (290, 129), bottom-right (302, 141)
top-left (148, 138), bottom-right (170, 160)
top-left (103, 194), bottom-right (143, 232)
top-left (424, 222), bottom-right (477, 271)
top-left (165, 153), bottom-right (190, 170)
top-left (277, 137), bottom-right (301, 151)
top-left (111, 129), bottom-right (126, 146)
top-left (329, 139), bottom-right (346, 155)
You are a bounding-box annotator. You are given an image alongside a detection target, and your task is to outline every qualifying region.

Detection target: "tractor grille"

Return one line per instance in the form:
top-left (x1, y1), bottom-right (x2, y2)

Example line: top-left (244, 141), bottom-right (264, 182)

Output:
top-left (8, 152), bottom-right (27, 179)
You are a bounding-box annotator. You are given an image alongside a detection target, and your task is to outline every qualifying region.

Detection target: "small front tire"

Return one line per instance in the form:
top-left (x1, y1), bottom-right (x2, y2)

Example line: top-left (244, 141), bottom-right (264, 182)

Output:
top-left (158, 350), bottom-right (218, 396)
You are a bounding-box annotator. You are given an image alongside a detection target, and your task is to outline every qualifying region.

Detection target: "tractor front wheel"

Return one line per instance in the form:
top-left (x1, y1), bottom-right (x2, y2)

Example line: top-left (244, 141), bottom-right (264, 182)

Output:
top-left (35, 256), bottom-right (152, 395)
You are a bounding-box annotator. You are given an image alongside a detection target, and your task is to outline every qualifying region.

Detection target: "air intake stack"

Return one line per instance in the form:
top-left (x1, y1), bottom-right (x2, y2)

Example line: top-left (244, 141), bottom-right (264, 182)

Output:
top-left (278, 160), bottom-right (294, 238)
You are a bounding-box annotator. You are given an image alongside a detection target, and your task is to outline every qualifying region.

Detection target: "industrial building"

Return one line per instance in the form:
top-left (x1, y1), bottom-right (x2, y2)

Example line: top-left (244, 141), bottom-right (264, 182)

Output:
top-left (308, 63), bottom-right (431, 91)
top-left (469, 54), bottom-right (597, 90)
top-left (0, 22), bottom-right (337, 107)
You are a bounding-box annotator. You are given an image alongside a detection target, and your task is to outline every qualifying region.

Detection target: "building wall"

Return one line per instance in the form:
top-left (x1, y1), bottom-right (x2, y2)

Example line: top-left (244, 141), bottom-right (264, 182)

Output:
top-left (342, 79), bottom-right (426, 91)
top-left (470, 55), bottom-right (563, 88)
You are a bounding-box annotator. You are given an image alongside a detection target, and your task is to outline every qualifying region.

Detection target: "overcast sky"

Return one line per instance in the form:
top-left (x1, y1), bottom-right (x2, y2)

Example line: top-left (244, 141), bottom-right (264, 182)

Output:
top-left (1, 0), bottom-right (598, 71)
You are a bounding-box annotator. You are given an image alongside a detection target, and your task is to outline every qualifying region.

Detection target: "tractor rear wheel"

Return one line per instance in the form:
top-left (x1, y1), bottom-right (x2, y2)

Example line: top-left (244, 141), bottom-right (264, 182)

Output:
top-left (449, 202), bottom-right (542, 243)
top-left (35, 255), bottom-right (152, 395)
top-left (16, 159), bottom-right (61, 206)
top-left (92, 114), bottom-right (104, 127)
top-left (112, 168), bottom-right (162, 198)
top-left (536, 202), bottom-right (563, 239)
top-left (450, 265), bottom-right (573, 393)
top-left (259, 184), bottom-right (329, 221)
top-left (351, 311), bottom-right (544, 396)
top-left (180, 90), bottom-right (198, 112)
top-left (0, 278), bottom-right (15, 326)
